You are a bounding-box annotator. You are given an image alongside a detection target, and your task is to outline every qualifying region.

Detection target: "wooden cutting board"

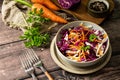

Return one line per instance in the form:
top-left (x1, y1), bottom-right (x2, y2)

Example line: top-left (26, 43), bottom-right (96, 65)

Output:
top-left (52, 0), bottom-right (114, 24)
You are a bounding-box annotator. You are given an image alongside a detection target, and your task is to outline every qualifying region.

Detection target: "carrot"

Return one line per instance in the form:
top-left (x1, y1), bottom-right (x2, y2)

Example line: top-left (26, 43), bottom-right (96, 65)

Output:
top-left (32, 3), bottom-right (67, 23)
top-left (14, 0), bottom-right (67, 23)
top-left (81, 30), bottom-right (85, 40)
top-left (31, 0), bottom-right (60, 10)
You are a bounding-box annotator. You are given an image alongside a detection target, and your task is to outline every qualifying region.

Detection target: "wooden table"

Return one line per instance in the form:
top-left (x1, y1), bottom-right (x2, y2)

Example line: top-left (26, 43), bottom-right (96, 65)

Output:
top-left (0, 0), bottom-right (120, 80)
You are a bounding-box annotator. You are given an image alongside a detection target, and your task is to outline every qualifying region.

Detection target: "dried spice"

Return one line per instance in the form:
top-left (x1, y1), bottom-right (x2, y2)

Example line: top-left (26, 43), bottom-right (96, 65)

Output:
top-left (89, 1), bottom-right (107, 12)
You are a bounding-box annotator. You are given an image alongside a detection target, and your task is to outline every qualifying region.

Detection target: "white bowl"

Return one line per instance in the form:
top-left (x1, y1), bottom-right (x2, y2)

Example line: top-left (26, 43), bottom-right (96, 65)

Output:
top-left (55, 21), bottom-right (110, 67)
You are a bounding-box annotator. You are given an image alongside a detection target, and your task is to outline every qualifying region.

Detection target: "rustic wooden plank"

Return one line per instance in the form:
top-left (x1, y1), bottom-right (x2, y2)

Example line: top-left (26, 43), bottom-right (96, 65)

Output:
top-left (22, 55), bottom-right (120, 80)
top-left (0, 0), bottom-right (3, 12)
top-left (0, 39), bottom-right (118, 80)
top-left (0, 41), bottom-right (59, 80)
top-left (52, 0), bottom-right (114, 24)
top-left (88, 55), bottom-right (120, 80)
top-left (0, 13), bottom-right (23, 45)
top-left (0, 0), bottom-right (22, 45)
top-left (0, 41), bottom-right (25, 80)
top-left (100, 5), bottom-right (120, 53)
top-left (103, 21), bottom-right (120, 53)
top-left (0, 0), bottom-right (120, 80)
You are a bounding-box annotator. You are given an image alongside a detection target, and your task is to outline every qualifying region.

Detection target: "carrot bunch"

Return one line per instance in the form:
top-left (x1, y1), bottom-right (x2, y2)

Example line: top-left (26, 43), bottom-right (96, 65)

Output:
top-left (15, 0), bottom-right (68, 23)
top-left (31, 0), bottom-right (60, 10)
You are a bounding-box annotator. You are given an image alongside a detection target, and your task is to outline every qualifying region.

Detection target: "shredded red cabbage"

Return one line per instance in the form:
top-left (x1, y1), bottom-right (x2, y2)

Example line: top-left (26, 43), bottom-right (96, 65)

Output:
top-left (57, 25), bottom-right (108, 62)
top-left (58, 0), bottom-right (81, 9)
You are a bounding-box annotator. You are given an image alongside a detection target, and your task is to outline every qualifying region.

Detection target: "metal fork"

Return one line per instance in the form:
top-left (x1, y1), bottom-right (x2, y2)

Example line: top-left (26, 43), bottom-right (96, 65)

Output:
top-left (27, 48), bottom-right (54, 80)
top-left (19, 51), bottom-right (38, 80)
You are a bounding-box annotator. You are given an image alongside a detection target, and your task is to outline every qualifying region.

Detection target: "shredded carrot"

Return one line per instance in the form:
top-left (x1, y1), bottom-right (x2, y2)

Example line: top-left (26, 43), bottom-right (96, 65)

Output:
top-left (94, 39), bottom-right (102, 43)
top-left (82, 50), bottom-right (86, 60)
top-left (81, 30), bottom-right (85, 40)
top-left (103, 34), bottom-right (107, 38)
top-left (85, 30), bottom-right (89, 37)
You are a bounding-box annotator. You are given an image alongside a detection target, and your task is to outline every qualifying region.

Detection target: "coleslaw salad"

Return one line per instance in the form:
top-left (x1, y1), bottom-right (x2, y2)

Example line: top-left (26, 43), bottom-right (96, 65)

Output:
top-left (57, 23), bottom-right (108, 62)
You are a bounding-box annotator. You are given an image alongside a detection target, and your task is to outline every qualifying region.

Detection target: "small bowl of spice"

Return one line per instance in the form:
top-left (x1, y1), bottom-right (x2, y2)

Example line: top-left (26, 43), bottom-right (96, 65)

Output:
top-left (87, 0), bottom-right (110, 18)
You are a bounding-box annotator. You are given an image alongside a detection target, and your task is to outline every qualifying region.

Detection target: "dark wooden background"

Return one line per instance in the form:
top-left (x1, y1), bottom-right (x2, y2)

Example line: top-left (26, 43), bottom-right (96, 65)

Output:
top-left (0, 0), bottom-right (120, 80)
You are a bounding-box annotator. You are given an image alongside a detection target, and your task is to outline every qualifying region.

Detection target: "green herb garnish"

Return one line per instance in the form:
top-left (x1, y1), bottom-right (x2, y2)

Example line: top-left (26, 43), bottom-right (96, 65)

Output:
top-left (20, 9), bottom-right (50, 48)
top-left (27, 8), bottom-right (50, 25)
top-left (89, 34), bottom-right (97, 42)
top-left (81, 45), bottom-right (90, 51)
top-left (20, 27), bottom-right (50, 48)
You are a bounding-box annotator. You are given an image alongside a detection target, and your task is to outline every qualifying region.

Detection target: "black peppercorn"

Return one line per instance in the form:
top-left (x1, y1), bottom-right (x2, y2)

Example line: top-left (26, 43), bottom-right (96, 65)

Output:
top-left (90, 1), bottom-right (107, 12)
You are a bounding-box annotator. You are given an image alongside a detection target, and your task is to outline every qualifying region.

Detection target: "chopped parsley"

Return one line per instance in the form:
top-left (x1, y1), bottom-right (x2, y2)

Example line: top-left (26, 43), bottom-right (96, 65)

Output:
top-left (81, 45), bottom-right (90, 51)
top-left (89, 34), bottom-right (97, 42)
top-left (20, 9), bottom-right (50, 48)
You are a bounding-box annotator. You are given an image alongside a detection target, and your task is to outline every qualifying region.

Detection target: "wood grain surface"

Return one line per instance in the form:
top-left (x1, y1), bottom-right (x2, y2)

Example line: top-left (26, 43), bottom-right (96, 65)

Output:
top-left (52, 0), bottom-right (115, 24)
top-left (0, 0), bottom-right (120, 80)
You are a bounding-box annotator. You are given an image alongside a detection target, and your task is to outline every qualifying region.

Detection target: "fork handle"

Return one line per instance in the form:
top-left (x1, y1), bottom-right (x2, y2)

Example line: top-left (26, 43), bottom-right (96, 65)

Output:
top-left (45, 71), bottom-right (54, 80)
top-left (31, 73), bottom-right (38, 80)
top-left (38, 66), bottom-right (54, 80)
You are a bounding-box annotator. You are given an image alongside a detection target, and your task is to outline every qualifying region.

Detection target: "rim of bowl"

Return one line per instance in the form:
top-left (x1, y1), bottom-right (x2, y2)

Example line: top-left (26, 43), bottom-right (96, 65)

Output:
top-left (55, 21), bottom-right (110, 64)
top-left (87, 0), bottom-right (110, 13)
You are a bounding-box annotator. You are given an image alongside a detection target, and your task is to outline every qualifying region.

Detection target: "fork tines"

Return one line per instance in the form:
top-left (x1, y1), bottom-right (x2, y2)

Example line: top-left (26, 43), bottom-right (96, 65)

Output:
top-left (20, 48), bottom-right (53, 80)
top-left (26, 49), bottom-right (40, 64)
top-left (19, 49), bottom-right (38, 80)
top-left (19, 51), bottom-right (33, 72)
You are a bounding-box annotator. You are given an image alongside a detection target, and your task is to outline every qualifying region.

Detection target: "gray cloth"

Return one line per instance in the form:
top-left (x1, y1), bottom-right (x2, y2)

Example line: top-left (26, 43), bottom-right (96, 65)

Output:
top-left (1, 0), bottom-right (29, 29)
